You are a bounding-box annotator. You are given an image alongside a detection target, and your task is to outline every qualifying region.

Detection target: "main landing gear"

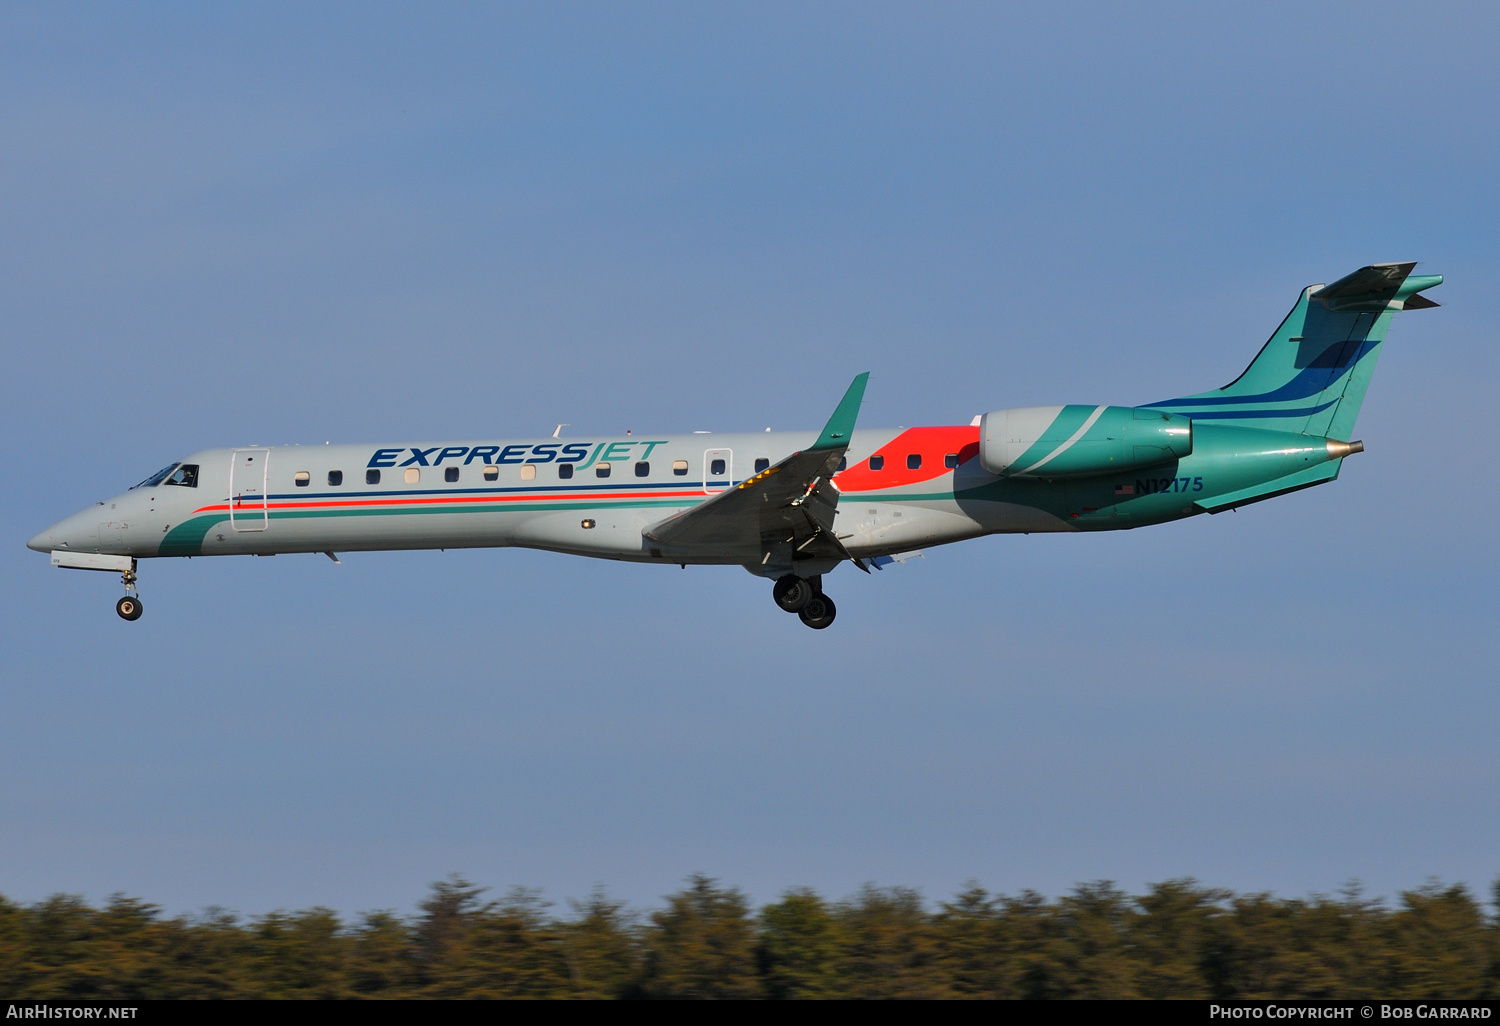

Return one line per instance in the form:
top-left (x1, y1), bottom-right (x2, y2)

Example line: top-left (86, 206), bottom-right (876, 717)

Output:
top-left (773, 574), bottom-right (837, 630)
top-left (115, 564), bottom-right (143, 621)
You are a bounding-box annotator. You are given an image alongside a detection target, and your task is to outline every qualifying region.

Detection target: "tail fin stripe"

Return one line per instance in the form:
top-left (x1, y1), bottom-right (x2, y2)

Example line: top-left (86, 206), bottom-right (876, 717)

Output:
top-left (1147, 339), bottom-right (1376, 408)
top-left (1176, 399), bottom-right (1339, 421)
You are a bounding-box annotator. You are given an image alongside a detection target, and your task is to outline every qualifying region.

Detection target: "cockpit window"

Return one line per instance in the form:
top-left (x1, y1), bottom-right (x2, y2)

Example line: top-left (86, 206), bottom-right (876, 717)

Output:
top-left (164, 464), bottom-right (199, 488)
top-left (132, 464), bottom-right (178, 489)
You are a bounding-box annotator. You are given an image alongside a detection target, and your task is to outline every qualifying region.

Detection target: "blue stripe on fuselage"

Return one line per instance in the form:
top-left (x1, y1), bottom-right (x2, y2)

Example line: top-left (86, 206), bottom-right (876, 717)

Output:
top-left (256, 480), bottom-right (723, 501)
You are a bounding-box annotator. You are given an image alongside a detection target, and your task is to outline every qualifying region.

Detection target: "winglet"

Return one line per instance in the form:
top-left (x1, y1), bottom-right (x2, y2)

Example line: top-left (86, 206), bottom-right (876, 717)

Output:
top-left (810, 372), bottom-right (870, 451)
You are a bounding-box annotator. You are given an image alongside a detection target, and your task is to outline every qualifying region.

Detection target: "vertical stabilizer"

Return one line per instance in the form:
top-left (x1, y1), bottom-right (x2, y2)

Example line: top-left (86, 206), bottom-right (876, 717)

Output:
top-left (1146, 263), bottom-right (1441, 437)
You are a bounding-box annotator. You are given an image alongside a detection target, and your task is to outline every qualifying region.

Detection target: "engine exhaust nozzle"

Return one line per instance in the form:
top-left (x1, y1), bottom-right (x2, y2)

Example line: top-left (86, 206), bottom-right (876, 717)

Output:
top-left (1326, 439), bottom-right (1364, 458)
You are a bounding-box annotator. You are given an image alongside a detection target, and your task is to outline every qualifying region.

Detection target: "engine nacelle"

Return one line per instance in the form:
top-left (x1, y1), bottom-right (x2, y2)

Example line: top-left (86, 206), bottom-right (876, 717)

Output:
top-left (979, 405), bottom-right (1192, 478)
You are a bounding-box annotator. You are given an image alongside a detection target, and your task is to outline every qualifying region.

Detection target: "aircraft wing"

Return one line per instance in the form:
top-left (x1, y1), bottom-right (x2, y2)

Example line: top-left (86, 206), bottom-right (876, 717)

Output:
top-left (643, 373), bottom-right (869, 564)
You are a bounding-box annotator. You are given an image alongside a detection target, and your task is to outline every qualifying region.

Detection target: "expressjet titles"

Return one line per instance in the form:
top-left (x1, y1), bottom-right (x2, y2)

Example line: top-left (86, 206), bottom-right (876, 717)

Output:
top-left (368, 441), bottom-right (669, 471)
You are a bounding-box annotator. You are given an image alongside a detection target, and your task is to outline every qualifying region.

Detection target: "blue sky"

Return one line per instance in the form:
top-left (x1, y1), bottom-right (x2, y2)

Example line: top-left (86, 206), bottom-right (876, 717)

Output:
top-left (2, 2), bottom-right (1497, 917)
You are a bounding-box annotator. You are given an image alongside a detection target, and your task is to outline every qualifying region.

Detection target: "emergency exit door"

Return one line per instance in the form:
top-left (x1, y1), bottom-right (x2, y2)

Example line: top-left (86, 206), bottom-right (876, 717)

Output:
top-left (703, 448), bottom-right (732, 493)
top-left (229, 449), bottom-right (270, 531)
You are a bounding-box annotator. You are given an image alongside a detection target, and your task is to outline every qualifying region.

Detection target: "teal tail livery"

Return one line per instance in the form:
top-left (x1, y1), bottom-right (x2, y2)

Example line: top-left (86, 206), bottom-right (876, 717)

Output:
top-left (1147, 261), bottom-right (1442, 438)
top-left (29, 264), bottom-right (1441, 630)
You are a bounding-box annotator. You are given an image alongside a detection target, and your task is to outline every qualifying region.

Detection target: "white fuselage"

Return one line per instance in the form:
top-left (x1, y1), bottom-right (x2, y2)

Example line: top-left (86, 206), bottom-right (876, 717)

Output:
top-left (28, 427), bottom-right (1078, 573)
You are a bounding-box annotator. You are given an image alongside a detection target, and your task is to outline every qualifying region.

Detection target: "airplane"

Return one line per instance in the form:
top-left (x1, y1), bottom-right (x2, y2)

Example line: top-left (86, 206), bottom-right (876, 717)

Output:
top-left (29, 262), bottom-right (1441, 629)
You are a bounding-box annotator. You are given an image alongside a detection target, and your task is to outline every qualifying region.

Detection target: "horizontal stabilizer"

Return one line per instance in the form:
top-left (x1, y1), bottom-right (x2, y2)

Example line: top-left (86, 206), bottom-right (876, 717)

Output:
top-left (1311, 262), bottom-right (1440, 312)
top-left (1314, 261), bottom-right (1413, 299)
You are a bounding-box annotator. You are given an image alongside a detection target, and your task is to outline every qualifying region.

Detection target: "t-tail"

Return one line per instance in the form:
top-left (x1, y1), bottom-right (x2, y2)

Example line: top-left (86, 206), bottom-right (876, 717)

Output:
top-left (1146, 262), bottom-right (1442, 438)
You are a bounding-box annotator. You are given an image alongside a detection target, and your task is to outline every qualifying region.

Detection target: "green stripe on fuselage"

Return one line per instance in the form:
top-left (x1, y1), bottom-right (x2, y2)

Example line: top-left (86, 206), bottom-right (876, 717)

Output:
top-left (159, 514), bottom-right (230, 556)
top-left (156, 498), bottom-right (699, 555)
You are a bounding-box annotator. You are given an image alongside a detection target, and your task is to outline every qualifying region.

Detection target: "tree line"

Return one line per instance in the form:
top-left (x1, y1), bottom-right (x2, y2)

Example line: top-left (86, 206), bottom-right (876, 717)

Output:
top-left (2, 875), bottom-right (1497, 999)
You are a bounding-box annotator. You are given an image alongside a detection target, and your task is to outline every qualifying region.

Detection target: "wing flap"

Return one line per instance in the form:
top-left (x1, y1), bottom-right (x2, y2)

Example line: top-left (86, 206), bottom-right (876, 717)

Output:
top-left (644, 373), bottom-right (869, 554)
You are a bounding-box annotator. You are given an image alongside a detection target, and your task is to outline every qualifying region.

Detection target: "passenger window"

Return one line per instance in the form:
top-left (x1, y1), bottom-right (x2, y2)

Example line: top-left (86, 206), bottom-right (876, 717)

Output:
top-left (328, 470), bottom-right (343, 487)
top-left (165, 464), bottom-right (200, 488)
top-left (869, 455), bottom-right (885, 471)
top-left (635, 461), bottom-right (650, 477)
top-left (754, 458), bottom-right (769, 473)
top-left (445, 467), bottom-right (460, 483)
top-left (294, 471), bottom-right (310, 487)
top-left (559, 464), bottom-right (574, 480)
top-left (405, 468), bottom-right (420, 484)
top-left (520, 465), bottom-right (536, 481)
top-left (944, 453), bottom-right (959, 468)
top-left (907, 454), bottom-right (921, 470)
top-left (710, 458), bottom-right (726, 476)
top-left (672, 460), bottom-right (689, 476)
top-left (596, 463), bottom-right (611, 478)
top-left (483, 465), bottom-right (499, 481)
top-left (366, 469), bottom-right (381, 485)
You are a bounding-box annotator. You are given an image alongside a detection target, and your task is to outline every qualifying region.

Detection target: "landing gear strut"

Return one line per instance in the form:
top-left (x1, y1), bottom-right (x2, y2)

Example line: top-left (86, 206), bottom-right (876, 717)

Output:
top-left (772, 574), bottom-right (837, 629)
top-left (116, 564), bottom-right (143, 621)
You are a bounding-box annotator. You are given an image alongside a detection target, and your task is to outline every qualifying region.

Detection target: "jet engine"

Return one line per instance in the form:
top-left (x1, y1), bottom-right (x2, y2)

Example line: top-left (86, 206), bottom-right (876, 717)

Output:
top-left (979, 405), bottom-right (1192, 478)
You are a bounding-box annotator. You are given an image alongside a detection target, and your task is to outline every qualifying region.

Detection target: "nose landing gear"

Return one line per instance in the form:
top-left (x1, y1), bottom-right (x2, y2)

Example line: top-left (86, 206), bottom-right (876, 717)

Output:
top-left (772, 574), bottom-right (837, 629)
top-left (116, 564), bottom-right (143, 621)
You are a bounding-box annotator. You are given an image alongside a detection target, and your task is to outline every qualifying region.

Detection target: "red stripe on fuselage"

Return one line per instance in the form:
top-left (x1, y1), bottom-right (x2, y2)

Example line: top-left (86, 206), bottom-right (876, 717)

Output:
top-left (196, 488), bottom-right (708, 515)
top-left (832, 426), bottom-right (980, 493)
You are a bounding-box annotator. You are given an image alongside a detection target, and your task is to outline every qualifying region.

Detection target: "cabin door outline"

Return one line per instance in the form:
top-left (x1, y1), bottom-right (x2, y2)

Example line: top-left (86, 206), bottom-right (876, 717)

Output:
top-left (229, 449), bottom-right (271, 532)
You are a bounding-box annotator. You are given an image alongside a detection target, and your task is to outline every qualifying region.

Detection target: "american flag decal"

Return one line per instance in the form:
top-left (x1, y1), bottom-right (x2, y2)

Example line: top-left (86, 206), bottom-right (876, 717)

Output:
top-left (1115, 483), bottom-right (1135, 495)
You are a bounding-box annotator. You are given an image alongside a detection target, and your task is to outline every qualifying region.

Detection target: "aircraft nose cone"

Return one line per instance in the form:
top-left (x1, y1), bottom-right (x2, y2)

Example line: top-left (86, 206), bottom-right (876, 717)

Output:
top-left (29, 508), bottom-right (91, 553)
